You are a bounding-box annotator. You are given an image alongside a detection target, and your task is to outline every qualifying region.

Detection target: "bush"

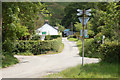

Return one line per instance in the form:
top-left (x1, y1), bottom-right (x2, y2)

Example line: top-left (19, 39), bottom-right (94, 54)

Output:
top-left (45, 35), bottom-right (61, 40)
top-left (16, 51), bottom-right (33, 56)
top-left (74, 32), bottom-right (80, 38)
top-left (45, 35), bottom-right (51, 40)
top-left (99, 40), bottom-right (119, 63)
top-left (67, 35), bottom-right (76, 39)
top-left (79, 38), bottom-right (101, 58)
top-left (51, 38), bottom-right (62, 52)
top-left (79, 33), bottom-right (104, 58)
top-left (94, 32), bottom-right (103, 44)
top-left (2, 52), bottom-right (19, 68)
top-left (78, 37), bottom-right (119, 63)
top-left (16, 37), bottom-right (62, 55)
top-left (31, 35), bottom-right (41, 40)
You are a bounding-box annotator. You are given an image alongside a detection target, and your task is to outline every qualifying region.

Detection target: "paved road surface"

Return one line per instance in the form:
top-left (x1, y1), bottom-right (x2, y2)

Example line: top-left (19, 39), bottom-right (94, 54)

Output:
top-left (0, 38), bottom-right (99, 78)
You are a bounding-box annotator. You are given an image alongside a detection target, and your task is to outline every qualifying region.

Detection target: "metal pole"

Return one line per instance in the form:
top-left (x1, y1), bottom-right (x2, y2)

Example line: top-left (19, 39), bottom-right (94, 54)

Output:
top-left (82, 9), bottom-right (85, 66)
top-left (72, 23), bottom-right (74, 35)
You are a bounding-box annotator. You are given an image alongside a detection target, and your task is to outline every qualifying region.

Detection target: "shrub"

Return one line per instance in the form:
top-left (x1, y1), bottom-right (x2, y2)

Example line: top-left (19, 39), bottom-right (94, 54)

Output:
top-left (45, 35), bottom-right (61, 40)
top-left (45, 35), bottom-right (51, 40)
top-left (16, 51), bottom-right (33, 56)
top-left (98, 40), bottom-right (119, 63)
top-left (78, 37), bottom-right (119, 63)
top-left (51, 38), bottom-right (62, 52)
top-left (74, 32), bottom-right (80, 38)
top-left (94, 32), bottom-right (103, 44)
top-left (31, 35), bottom-right (41, 40)
top-left (16, 40), bottom-right (32, 52)
top-left (79, 33), bottom-right (104, 58)
top-left (79, 38), bottom-right (101, 58)
top-left (67, 35), bottom-right (76, 39)
top-left (2, 52), bottom-right (19, 68)
top-left (16, 37), bottom-right (62, 55)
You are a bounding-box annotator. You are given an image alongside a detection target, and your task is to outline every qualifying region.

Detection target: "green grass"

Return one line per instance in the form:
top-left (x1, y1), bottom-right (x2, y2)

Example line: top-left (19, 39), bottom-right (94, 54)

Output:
top-left (44, 62), bottom-right (119, 78)
top-left (44, 39), bottom-right (119, 78)
top-left (68, 38), bottom-right (78, 41)
top-left (16, 51), bottom-right (33, 56)
top-left (2, 54), bottom-right (19, 68)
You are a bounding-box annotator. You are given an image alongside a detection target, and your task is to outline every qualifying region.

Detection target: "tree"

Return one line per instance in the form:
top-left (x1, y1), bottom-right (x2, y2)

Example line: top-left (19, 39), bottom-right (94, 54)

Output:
top-left (90, 2), bottom-right (120, 40)
top-left (61, 2), bottom-right (95, 29)
top-left (2, 2), bottom-right (48, 53)
top-left (56, 24), bottom-right (65, 32)
top-left (74, 22), bottom-right (94, 37)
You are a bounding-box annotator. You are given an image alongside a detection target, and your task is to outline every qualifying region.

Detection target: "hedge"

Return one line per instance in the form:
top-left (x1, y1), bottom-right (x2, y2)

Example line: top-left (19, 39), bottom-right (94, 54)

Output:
top-left (98, 40), bottom-right (119, 63)
top-left (16, 37), bottom-right (62, 55)
top-left (31, 35), bottom-right (41, 40)
top-left (32, 35), bottom-right (61, 40)
top-left (79, 38), bottom-right (101, 58)
top-left (45, 35), bottom-right (61, 40)
top-left (78, 38), bottom-right (119, 63)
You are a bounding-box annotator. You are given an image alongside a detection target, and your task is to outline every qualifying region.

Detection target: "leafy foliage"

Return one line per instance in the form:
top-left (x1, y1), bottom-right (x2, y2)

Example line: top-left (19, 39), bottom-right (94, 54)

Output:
top-left (44, 2), bottom-right (70, 26)
top-left (31, 35), bottom-right (41, 40)
top-left (16, 38), bottom-right (62, 55)
top-left (99, 40), bottom-right (119, 63)
top-left (45, 35), bottom-right (61, 40)
top-left (2, 2), bottom-right (48, 67)
top-left (2, 2), bottom-right (48, 52)
top-left (74, 22), bottom-right (95, 37)
top-left (61, 2), bottom-right (95, 29)
top-left (56, 24), bottom-right (65, 32)
top-left (75, 2), bottom-right (120, 63)
top-left (2, 52), bottom-right (19, 68)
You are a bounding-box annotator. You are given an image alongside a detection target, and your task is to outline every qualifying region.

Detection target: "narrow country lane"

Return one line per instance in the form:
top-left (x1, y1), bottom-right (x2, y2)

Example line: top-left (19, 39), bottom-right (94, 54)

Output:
top-left (0, 38), bottom-right (99, 78)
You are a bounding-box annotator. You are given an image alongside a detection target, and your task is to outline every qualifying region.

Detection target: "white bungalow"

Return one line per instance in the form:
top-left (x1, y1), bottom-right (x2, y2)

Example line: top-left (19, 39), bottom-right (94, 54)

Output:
top-left (36, 23), bottom-right (58, 35)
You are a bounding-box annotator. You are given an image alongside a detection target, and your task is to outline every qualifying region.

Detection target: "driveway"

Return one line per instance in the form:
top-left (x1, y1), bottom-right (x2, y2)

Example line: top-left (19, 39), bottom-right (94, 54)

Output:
top-left (0, 38), bottom-right (99, 78)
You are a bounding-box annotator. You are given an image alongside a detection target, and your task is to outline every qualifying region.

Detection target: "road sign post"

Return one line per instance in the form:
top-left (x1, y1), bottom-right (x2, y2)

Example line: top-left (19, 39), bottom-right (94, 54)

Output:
top-left (82, 9), bottom-right (85, 66)
top-left (77, 9), bottom-right (91, 66)
top-left (41, 32), bottom-right (46, 41)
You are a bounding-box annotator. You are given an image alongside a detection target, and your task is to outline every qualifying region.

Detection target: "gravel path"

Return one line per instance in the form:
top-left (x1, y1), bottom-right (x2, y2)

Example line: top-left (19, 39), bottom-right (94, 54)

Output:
top-left (0, 38), bottom-right (99, 78)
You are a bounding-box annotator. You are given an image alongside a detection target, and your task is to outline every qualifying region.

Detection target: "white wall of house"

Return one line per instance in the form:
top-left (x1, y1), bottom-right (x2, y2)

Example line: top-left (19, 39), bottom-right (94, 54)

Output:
top-left (36, 23), bottom-right (58, 35)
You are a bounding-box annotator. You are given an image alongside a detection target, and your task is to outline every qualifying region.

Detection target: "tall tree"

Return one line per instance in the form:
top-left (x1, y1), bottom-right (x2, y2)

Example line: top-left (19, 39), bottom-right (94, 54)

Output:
top-left (61, 2), bottom-right (95, 29)
top-left (2, 2), bottom-right (47, 53)
top-left (90, 2), bottom-right (120, 40)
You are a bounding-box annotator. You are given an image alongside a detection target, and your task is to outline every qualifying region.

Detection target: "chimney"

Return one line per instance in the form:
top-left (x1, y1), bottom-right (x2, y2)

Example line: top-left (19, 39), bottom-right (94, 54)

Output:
top-left (44, 20), bottom-right (49, 24)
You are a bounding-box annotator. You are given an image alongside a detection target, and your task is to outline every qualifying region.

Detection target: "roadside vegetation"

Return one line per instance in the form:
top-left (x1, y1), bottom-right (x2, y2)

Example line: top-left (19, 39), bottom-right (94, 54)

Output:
top-left (45, 62), bottom-right (119, 78)
top-left (2, 53), bottom-right (19, 68)
top-left (67, 38), bottom-right (78, 42)
top-left (2, 2), bottom-right (63, 68)
top-left (2, 2), bottom-right (120, 78)
top-left (16, 38), bottom-right (64, 56)
top-left (45, 2), bottom-right (120, 78)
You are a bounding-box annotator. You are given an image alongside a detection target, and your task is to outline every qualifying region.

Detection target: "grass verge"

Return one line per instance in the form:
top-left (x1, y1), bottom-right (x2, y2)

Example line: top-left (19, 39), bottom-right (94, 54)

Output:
top-left (44, 62), bottom-right (119, 78)
top-left (68, 38), bottom-right (78, 41)
top-left (16, 51), bottom-right (33, 56)
top-left (44, 38), bottom-right (119, 78)
top-left (2, 54), bottom-right (19, 68)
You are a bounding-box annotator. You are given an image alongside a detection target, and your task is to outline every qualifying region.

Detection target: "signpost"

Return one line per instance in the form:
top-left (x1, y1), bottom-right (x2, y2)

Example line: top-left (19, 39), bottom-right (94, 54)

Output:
top-left (41, 32), bottom-right (46, 41)
top-left (77, 9), bottom-right (91, 66)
